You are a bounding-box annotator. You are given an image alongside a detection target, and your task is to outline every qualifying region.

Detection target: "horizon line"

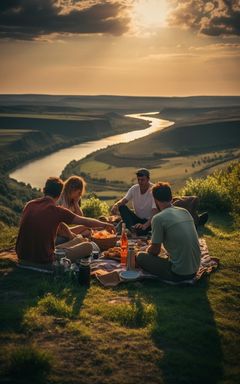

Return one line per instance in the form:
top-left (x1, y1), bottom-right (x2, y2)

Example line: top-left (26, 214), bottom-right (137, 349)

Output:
top-left (1, 93), bottom-right (240, 98)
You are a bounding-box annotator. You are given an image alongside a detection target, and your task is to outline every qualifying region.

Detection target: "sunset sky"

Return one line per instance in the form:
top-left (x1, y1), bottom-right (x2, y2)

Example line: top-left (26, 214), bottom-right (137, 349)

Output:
top-left (0, 0), bottom-right (240, 96)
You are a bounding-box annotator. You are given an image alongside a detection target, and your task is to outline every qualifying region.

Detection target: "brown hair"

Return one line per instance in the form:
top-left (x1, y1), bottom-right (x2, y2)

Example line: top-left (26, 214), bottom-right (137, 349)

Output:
top-left (152, 182), bottom-right (172, 202)
top-left (43, 177), bottom-right (64, 198)
top-left (62, 176), bottom-right (86, 207)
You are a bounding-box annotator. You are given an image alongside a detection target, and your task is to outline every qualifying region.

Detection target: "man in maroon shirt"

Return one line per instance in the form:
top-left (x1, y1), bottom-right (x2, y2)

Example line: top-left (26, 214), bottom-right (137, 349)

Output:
top-left (16, 177), bottom-right (114, 265)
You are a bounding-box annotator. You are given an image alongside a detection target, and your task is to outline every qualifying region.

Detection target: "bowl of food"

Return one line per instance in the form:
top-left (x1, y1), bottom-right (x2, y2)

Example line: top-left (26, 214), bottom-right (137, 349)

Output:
top-left (102, 246), bottom-right (121, 260)
top-left (91, 230), bottom-right (117, 251)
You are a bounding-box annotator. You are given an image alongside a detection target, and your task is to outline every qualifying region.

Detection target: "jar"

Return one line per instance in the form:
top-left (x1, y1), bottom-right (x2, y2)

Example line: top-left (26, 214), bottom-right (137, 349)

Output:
top-left (127, 246), bottom-right (136, 270)
top-left (53, 248), bottom-right (66, 276)
top-left (78, 257), bottom-right (91, 287)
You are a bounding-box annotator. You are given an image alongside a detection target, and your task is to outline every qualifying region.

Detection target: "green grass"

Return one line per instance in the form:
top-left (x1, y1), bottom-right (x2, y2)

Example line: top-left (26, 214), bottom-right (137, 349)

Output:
top-left (3, 345), bottom-right (53, 383)
top-left (0, 217), bottom-right (239, 384)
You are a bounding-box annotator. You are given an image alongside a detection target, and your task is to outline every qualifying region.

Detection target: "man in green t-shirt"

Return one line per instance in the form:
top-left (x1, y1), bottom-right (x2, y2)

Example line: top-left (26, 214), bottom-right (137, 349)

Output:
top-left (137, 182), bottom-right (201, 282)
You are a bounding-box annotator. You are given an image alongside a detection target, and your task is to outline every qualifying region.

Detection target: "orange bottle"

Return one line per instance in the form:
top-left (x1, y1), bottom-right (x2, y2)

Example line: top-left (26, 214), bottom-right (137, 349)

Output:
top-left (120, 223), bottom-right (128, 266)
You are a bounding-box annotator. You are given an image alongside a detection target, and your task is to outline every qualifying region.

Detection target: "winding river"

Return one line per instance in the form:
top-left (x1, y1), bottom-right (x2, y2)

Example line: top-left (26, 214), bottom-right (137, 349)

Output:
top-left (9, 112), bottom-right (174, 188)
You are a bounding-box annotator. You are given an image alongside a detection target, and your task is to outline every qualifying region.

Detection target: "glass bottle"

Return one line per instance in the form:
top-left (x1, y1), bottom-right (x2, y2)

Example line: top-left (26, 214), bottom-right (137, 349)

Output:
top-left (120, 223), bottom-right (128, 266)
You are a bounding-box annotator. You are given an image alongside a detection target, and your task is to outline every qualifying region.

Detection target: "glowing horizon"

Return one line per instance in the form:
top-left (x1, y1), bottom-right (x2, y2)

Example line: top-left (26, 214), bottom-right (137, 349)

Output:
top-left (0, 0), bottom-right (239, 96)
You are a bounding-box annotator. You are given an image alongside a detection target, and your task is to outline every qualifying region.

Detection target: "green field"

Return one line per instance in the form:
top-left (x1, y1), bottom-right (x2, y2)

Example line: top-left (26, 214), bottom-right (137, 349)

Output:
top-left (63, 144), bottom-right (240, 195)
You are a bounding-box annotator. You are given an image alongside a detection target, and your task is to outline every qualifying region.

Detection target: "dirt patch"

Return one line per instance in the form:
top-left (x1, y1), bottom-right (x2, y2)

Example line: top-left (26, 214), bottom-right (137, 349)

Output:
top-left (108, 297), bottom-right (133, 305)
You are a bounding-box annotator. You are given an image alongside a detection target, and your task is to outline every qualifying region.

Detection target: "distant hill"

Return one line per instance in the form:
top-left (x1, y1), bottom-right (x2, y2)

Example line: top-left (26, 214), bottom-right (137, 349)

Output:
top-left (1, 94), bottom-right (240, 113)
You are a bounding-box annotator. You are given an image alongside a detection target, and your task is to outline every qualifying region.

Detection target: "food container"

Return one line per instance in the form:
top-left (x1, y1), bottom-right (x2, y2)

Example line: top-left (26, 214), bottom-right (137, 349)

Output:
top-left (91, 230), bottom-right (117, 251)
top-left (127, 247), bottom-right (136, 270)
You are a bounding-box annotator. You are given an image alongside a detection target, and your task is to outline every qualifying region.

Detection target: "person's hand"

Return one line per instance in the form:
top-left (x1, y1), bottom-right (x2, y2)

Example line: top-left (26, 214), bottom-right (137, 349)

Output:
top-left (104, 223), bottom-right (116, 233)
top-left (133, 223), bottom-right (149, 231)
top-left (111, 204), bottom-right (118, 215)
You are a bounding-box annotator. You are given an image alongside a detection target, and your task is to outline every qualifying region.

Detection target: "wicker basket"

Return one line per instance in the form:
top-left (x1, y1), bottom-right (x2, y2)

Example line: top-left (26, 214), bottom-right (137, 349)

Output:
top-left (91, 234), bottom-right (117, 251)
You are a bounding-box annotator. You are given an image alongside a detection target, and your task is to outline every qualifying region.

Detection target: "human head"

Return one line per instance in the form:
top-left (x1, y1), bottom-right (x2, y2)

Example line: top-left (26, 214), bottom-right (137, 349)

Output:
top-left (136, 168), bottom-right (150, 179)
top-left (136, 168), bottom-right (150, 189)
top-left (152, 182), bottom-right (172, 208)
top-left (63, 176), bottom-right (86, 204)
top-left (43, 177), bottom-right (64, 199)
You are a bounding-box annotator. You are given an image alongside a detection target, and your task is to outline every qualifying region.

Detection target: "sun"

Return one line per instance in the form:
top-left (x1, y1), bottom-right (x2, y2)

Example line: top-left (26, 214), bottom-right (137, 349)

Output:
top-left (132, 0), bottom-right (169, 29)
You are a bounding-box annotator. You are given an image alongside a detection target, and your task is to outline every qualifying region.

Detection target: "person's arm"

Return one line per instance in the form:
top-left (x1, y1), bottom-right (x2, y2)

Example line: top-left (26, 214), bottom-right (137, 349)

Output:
top-left (147, 215), bottom-right (163, 256)
top-left (111, 197), bottom-right (129, 214)
top-left (57, 222), bottom-right (76, 240)
top-left (134, 208), bottom-right (159, 230)
top-left (73, 201), bottom-right (84, 216)
top-left (111, 186), bottom-right (134, 214)
top-left (147, 242), bottom-right (161, 256)
top-left (72, 214), bottom-right (115, 233)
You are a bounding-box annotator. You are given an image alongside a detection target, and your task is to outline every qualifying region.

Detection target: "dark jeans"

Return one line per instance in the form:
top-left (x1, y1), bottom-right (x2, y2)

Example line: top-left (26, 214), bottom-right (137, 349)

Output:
top-left (119, 205), bottom-right (151, 236)
top-left (137, 252), bottom-right (196, 282)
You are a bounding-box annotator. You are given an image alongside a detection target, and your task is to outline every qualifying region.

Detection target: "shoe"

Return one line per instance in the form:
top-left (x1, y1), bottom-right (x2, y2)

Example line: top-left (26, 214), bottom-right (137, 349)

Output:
top-left (198, 212), bottom-right (208, 226)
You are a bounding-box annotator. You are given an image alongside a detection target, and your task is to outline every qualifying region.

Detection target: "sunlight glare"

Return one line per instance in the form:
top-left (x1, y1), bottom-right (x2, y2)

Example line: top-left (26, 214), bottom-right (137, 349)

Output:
top-left (133, 0), bottom-right (169, 29)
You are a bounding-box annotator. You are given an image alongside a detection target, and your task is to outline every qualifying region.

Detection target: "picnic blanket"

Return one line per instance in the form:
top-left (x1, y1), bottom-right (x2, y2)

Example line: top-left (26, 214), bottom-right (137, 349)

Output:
top-left (0, 239), bottom-right (219, 287)
top-left (91, 238), bottom-right (219, 287)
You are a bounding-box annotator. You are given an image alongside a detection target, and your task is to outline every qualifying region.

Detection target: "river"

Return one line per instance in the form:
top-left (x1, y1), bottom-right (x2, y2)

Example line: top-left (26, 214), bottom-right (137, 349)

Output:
top-left (9, 112), bottom-right (174, 188)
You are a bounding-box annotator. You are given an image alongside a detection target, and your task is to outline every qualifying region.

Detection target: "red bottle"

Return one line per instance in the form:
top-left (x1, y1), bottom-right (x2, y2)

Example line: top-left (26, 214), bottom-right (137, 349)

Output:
top-left (120, 223), bottom-right (128, 266)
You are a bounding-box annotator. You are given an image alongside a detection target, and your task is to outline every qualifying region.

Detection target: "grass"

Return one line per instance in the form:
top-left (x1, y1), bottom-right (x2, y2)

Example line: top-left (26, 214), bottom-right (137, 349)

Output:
top-left (0, 223), bottom-right (18, 249)
top-left (0, 216), bottom-right (239, 384)
top-left (3, 345), bottom-right (53, 382)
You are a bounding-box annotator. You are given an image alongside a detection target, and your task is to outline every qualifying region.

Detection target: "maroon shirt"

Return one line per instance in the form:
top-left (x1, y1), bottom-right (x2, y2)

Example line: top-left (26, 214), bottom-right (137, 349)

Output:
top-left (16, 196), bottom-right (75, 264)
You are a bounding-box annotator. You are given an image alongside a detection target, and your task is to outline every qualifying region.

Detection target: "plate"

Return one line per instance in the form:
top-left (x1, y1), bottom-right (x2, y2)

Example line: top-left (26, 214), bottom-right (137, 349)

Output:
top-left (119, 270), bottom-right (141, 281)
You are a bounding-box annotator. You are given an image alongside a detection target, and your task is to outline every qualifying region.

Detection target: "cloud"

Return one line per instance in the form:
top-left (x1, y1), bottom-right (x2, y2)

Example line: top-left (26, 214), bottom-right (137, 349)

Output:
top-left (0, 0), bottom-right (130, 40)
top-left (168, 0), bottom-right (240, 37)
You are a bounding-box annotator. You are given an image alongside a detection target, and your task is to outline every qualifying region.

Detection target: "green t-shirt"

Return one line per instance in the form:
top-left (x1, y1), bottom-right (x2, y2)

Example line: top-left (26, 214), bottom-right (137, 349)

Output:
top-left (151, 206), bottom-right (201, 275)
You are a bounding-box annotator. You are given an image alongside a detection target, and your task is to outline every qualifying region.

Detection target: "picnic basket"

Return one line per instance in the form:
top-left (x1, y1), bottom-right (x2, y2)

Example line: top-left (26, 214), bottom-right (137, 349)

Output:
top-left (91, 230), bottom-right (117, 251)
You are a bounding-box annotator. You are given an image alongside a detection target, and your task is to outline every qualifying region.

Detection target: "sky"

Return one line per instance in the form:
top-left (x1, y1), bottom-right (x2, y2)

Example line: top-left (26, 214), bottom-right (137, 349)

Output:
top-left (0, 0), bottom-right (240, 96)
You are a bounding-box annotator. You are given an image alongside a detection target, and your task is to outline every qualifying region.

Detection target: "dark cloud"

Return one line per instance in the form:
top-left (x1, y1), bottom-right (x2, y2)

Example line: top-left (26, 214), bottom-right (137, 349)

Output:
top-left (168, 0), bottom-right (240, 37)
top-left (0, 0), bottom-right (130, 40)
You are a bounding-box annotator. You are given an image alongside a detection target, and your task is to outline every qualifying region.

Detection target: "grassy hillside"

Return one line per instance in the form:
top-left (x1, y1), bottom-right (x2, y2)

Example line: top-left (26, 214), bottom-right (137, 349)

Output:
top-left (0, 217), bottom-right (239, 384)
top-left (0, 175), bottom-right (41, 226)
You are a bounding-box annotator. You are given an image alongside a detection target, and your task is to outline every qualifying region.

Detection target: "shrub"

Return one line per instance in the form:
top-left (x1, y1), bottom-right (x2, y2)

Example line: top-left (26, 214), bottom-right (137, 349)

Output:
top-left (82, 196), bottom-right (109, 218)
top-left (181, 177), bottom-right (231, 212)
top-left (181, 161), bottom-right (240, 226)
top-left (0, 205), bottom-right (19, 226)
top-left (0, 222), bottom-right (18, 249)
